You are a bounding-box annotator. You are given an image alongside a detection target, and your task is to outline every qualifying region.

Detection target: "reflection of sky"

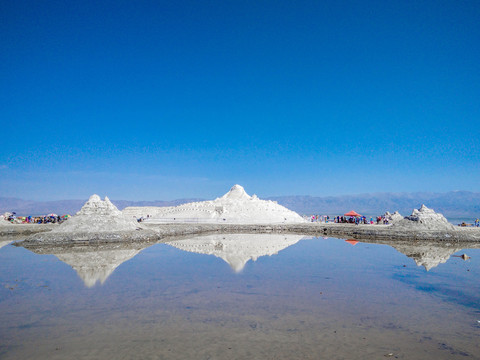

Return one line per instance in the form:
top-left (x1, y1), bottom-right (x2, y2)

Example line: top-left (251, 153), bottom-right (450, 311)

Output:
top-left (0, 237), bottom-right (479, 359)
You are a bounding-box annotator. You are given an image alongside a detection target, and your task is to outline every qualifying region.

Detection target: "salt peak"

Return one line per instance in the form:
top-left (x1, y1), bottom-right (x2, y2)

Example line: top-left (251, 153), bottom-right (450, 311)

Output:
top-left (220, 184), bottom-right (251, 201)
top-left (54, 194), bottom-right (139, 233)
top-left (77, 194), bottom-right (122, 217)
top-left (393, 204), bottom-right (454, 230)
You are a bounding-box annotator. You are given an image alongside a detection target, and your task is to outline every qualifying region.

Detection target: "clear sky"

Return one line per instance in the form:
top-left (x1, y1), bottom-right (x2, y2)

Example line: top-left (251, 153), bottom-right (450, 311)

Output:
top-left (1, 0), bottom-right (479, 201)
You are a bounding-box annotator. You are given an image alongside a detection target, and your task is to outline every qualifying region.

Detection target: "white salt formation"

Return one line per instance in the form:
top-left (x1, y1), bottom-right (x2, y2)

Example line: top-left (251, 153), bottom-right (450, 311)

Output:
top-left (123, 185), bottom-right (305, 224)
top-left (0, 213), bottom-right (13, 226)
top-left (165, 233), bottom-right (305, 273)
top-left (392, 205), bottom-right (454, 231)
top-left (54, 194), bottom-right (140, 233)
top-left (384, 211), bottom-right (403, 224)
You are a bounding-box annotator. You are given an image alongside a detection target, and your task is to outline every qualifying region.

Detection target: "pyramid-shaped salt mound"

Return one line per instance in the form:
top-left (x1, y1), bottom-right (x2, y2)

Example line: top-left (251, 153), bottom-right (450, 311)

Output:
top-left (392, 205), bottom-right (454, 231)
top-left (383, 211), bottom-right (403, 224)
top-left (54, 194), bottom-right (140, 233)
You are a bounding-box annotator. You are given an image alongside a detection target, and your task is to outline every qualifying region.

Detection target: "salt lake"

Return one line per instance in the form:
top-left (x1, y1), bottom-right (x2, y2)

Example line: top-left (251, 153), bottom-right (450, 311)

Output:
top-left (0, 235), bottom-right (479, 359)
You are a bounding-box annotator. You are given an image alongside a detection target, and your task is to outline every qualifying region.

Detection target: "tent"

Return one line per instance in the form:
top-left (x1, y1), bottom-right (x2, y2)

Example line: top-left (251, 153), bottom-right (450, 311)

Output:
top-left (344, 210), bottom-right (362, 217)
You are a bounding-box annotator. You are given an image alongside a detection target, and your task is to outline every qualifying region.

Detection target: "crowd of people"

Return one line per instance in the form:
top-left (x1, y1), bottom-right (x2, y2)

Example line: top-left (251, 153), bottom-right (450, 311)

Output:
top-left (2, 212), bottom-right (70, 224)
top-left (308, 214), bottom-right (394, 225)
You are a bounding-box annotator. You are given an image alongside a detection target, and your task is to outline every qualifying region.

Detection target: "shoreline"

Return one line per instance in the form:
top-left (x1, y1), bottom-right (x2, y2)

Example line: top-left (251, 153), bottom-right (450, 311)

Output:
top-left (6, 221), bottom-right (480, 246)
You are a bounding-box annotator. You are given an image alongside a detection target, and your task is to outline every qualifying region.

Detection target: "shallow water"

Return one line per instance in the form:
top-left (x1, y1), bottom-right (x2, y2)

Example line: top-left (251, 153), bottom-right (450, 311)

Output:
top-left (0, 235), bottom-right (479, 360)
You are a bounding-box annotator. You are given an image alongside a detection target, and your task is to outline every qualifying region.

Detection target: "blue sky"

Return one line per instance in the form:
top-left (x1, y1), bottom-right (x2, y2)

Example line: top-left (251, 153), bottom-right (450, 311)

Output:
top-left (1, 0), bottom-right (479, 201)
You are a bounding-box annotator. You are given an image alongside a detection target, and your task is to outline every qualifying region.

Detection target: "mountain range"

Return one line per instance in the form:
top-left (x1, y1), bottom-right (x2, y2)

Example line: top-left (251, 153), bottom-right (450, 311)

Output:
top-left (1, 191), bottom-right (479, 219)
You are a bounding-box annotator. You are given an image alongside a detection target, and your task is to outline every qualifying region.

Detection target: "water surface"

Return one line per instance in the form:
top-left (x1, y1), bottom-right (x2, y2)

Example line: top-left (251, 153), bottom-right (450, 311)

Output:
top-left (0, 235), bottom-right (479, 359)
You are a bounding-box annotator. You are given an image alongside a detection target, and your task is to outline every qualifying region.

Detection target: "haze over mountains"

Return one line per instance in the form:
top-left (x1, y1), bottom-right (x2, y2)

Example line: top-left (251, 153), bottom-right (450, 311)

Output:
top-left (1, 191), bottom-right (479, 219)
top-left (0, 198), bottom-right (203, 217)
top-left (270, 191), bottom-right (480, 218)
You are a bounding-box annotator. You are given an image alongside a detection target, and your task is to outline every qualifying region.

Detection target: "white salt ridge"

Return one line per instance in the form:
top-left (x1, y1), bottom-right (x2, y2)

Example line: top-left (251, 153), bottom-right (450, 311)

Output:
top-left (166, 233), bottom-right (305, 273)
top-left (393, 205), bottom-right (454, 231)
top-left (123, 185), bottom-right (306, 224)
top-left (54, 194), bottom-right (140, 233)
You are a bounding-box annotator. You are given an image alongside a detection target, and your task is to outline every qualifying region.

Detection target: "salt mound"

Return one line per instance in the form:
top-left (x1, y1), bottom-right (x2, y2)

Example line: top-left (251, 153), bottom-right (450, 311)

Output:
top-left (219, 184), bottom-right (251, 200)
top-left (123, 184), bottom-right (305, 224)
top-left (392, 205), bottom-right (454, 231)
top-left (384, 211), bottom-right (403, 224)
top-left (1, 213), bottom-right (13, 226)
top-left (0, 219), bottom-right (13, 226)
top-left (54, 194), bottom-right (140, 233)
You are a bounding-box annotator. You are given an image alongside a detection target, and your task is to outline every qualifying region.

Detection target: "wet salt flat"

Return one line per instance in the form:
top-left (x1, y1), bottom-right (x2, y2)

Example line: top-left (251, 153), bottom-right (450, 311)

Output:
top-left (0, 235), bottom-right (479, 360)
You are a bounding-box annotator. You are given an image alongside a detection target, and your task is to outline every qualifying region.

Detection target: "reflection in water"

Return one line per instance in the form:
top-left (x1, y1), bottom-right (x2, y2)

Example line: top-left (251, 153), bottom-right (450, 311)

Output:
top-left (0, 240), bottom-right (12, 250)
top-left (357, 239), bottom-right (480, 271)
top-left (1, 235), bottom-right (479, 359)
top-left (391, 243), bottom-right (463, 271)
top-left (165, 234), bottom-right (305, 272)
top-left (23, 242), bottom-right (155, 287)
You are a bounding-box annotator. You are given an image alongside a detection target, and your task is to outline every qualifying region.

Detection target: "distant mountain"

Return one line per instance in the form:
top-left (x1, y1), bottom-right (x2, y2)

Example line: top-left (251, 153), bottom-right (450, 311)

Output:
top-left (1, 191), bottom-right (479, 218)
top-left (268, 191), bottom-right (480, 218)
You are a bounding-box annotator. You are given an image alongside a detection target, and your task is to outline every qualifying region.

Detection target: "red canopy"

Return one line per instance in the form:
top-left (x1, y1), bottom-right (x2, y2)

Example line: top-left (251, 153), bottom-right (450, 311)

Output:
top-left (344, 210), bottom-right (361, 217)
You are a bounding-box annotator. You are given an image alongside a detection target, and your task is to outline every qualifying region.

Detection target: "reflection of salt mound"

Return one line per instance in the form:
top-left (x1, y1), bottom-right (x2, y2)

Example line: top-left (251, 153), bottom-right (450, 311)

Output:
top-left (166, 233), bottom-right (305, 272)
top-left (55, 249), bottom-right (142, 287)
top-left (55, 194), bottom-right (140, 232)
top-left (392, 205), bottom-right (454, 231)
top-left (123, 185), bottom-right (305, 224)
top-left (23, 243), bottom-right (152, 287)
top-left (390, 242), bottom-right (462, 271)
top-left (384, 211), bottom-right (403, 224)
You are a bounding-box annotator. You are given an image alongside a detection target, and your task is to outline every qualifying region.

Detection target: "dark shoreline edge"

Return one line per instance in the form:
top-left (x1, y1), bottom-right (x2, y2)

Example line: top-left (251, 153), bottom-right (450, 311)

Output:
top-left (6, 222), bottom-right (480, 247)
